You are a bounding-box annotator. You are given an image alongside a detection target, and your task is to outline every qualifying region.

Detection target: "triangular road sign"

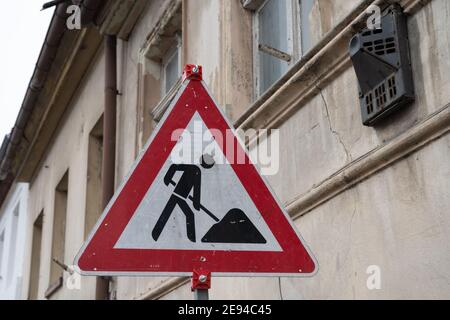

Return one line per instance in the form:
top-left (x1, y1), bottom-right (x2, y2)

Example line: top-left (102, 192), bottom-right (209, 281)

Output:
top-left (75, 65), bottom-right (317, 277)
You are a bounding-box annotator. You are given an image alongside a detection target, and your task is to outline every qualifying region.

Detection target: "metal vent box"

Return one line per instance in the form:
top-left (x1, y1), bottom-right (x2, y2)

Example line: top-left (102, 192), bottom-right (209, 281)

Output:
top-left (349, 5), bottom-right (414, 126)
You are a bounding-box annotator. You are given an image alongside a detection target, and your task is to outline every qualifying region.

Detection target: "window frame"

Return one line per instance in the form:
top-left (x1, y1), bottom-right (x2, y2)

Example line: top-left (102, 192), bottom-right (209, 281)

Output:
top-left (160, 36), bottom-right (182, 98)
top-left (0, 229), bottom-right (5, 283)
top-left (46, 170), bottom-right (69, 298)
top-left (136, 0), bottom-right (183, 151)
top-left (5, 204), bottom-right (19, 287)
top-left (252, 0), bottom-right (306, 98)
top-left (28, 211), bottom-right (43, 300)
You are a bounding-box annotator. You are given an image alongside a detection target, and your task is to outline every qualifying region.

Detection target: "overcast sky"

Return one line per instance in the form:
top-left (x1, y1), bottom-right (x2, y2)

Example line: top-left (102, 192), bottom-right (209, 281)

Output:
top-left (0, 1), bottom-right (54, 141)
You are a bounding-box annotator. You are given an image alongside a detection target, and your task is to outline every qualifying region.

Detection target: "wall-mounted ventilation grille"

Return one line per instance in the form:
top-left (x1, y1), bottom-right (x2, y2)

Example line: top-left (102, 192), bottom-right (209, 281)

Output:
top-left (362, 37), bottom-right (396, 56)
top-left (375, 82), bottom-right (387, 108)
top-left (361, 29), bottom-right (383, 36)
top-left (349, 4), bottom-right (414, 126)
top-left (365, 92), bottom-right (374, 114)
top-left (364, 74), bottom-right (402, 118)
top-left (388, 75), bottom-right (397, 99)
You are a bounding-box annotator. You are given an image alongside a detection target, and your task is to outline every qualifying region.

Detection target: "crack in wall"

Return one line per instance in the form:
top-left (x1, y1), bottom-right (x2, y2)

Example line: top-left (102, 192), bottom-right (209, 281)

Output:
top-left (348, 188), bottom-right (358, 245)
top-left (316, 84), bottom-right (352, 163)
top-left (278, 277), bottom-right (284, 300)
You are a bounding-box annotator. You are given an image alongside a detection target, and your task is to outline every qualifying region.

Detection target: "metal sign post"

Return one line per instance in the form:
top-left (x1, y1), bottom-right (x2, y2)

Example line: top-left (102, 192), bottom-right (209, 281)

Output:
top-left (192, 270), bottom-right (211, 300)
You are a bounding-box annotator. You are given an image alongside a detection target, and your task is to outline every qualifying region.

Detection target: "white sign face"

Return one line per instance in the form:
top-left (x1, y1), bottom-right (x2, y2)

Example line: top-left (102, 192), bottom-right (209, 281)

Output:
top-left (115, 112), bottom-right (281, 252)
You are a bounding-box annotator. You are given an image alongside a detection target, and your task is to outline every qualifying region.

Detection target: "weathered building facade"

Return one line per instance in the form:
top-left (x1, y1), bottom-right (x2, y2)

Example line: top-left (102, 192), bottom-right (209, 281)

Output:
top-left (0, 183), bottom-right (29, 299)
top-left (0, 0), bottom-right (449, 299)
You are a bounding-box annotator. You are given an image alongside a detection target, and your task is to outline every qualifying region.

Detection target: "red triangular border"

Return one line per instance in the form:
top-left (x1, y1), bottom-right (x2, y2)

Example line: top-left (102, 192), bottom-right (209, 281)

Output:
top-left (75, 80), bottom-right (316, 276)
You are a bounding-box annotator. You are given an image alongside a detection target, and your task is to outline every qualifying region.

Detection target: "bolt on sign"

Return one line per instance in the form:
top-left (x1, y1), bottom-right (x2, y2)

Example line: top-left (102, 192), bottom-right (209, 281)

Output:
top-left (75, 65), bottom-right (317, 277)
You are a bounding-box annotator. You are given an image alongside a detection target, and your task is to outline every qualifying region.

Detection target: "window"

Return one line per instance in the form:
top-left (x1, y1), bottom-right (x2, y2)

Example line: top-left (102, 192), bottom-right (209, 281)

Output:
top-left (48, 171), bottom-right (69, 296)
top-left (28, 212), bottom-right (43, 300)
top-left (257, 0), bottom-right (291, 95)
top-left (6, 205), bottom-right (19, 286)
top-left (0, 230), bottom-right (4, 284)
top-left (85, 116), bottom-right (110, 300)
top-left (85, 116), bottom-right (103, 239)
top-left (300, 0), bottom-right (314, 54)
top-left (137, 1), bottom-right (182, 149)
top-left (161, 39), bottom-right (181, 96)
top-left (253, 0), bottom-right (314, 96)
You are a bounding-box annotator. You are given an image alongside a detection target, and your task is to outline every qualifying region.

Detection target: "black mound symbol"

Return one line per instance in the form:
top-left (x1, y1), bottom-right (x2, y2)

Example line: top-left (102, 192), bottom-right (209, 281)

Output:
top-left (201, 209), bottom-right (267, 244)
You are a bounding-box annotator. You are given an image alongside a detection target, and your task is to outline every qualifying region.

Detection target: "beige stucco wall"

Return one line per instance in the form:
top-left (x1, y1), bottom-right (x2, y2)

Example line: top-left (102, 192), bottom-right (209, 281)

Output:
top-left (291, 136), bottom-right (450, 299)
top-left (246, 0), bottom-right (450, 299)
top-left (25, 52), bottom-right (105, 300)
top-left (24, 0), bottom-right (450, 299)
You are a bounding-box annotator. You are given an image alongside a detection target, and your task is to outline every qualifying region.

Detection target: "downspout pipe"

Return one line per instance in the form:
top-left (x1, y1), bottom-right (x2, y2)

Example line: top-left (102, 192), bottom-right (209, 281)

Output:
top-left (102, 35), bottom-right (117, 210)
top-left (98, 34), bottom-right (117, 300)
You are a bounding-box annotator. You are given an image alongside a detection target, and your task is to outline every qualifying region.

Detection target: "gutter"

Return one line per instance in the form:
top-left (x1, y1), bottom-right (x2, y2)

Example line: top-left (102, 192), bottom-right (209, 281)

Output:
top-left (0, 0), bottom-right (104, 205)
top-left (0, 135), bottom-right (9, 163)
top-left (0, 3), bottom-right (70, 181)
top-left (76, 0), bottom-right (104, 26)
top-left (0, 135), bottom-right (13, 210)
top-left (0, 0), bottom-right (144, 207)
